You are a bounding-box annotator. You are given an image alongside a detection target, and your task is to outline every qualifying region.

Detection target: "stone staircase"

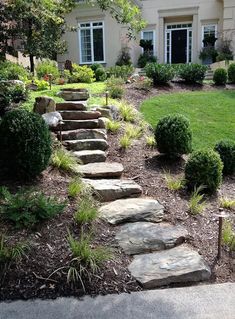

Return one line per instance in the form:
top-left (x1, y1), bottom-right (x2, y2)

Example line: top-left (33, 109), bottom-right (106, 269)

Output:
top-left (205, 66), bottom-right (214, 80)
top-left (56, 88), bottom-right (211, 290)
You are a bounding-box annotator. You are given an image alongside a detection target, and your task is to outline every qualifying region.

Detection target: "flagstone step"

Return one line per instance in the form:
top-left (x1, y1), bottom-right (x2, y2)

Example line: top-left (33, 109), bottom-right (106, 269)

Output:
top-left (99, 198), bottom-right (164, 225)
top-left (82, 179), bottom-right (142, 202)
top-left (73, 150), bottom-right (106, 164)
top-left (128, 245), bottom-right (211, 289)
top-left (57, 89), bottom-right (89, 101)
top-left (56, 101), bottom-right (87, 111)
top-left (59, 110), bottom-right (101, 120)
top-left (58, 119), bottom-right (100, 131)
top-left (78, 162), bottom-right (124, 178)
top-left (64, 139), bottom-right (108, 151)
top-left (115, 222), bottom-right (188, 255)
top-left (59, 129), bottom-right (107, 141)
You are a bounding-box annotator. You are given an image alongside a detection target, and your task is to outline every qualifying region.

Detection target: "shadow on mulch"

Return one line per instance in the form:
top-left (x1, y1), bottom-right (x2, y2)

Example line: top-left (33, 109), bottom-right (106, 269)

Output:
top-left (145, 154), bottom-right (186, 174)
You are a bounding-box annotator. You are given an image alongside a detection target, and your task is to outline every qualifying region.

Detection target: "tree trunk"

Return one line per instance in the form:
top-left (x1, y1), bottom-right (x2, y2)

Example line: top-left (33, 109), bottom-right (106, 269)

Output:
top-left (29, 54), bottom-right (34, 74)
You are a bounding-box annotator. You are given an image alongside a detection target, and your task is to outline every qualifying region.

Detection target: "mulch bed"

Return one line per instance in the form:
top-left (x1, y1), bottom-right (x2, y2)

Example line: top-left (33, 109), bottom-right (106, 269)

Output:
top-left (0, 82), bottom-right (234, 301)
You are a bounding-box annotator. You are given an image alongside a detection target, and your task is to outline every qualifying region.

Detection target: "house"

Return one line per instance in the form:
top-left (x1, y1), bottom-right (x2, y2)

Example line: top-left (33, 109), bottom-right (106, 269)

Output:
top-left (57, 0), bottom-right (235, 68)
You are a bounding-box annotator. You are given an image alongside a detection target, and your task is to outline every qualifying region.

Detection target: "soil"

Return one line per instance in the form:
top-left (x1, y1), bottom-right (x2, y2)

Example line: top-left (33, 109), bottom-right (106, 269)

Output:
top-left (0, 82), bottom-right (234, 301)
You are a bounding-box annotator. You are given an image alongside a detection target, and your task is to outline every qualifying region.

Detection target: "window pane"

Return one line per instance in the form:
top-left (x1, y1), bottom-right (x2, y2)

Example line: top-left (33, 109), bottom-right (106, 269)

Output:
top-left (93, 28), bottom-right (104, 61)
top-left (80, 29), bottom-right (92, 62)
top-left (143, 31), bottom-right (153, 41)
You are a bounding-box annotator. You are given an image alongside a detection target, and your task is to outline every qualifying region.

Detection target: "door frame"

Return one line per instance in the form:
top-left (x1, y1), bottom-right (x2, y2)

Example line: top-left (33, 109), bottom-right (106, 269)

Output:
top-left (165, 22), bottom-right (192, 64)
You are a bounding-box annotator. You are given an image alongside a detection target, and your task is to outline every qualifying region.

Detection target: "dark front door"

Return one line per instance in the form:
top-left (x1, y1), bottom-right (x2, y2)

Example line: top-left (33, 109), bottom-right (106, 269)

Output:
top-left (171, 29), bottom-right (187, 63)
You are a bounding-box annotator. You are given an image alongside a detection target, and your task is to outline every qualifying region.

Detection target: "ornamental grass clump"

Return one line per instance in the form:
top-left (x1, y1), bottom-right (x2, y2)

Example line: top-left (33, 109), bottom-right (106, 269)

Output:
top-left (155, 114), bottom-right (192, 158)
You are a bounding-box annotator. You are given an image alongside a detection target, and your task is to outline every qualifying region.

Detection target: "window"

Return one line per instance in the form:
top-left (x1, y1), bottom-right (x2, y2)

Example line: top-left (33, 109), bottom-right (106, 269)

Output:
top-left (141, 30), bottom-right (155, 55)
top-left (202, 25), bottom-right (217, 47)
top-left (79, 22), bottom-right (105, 63)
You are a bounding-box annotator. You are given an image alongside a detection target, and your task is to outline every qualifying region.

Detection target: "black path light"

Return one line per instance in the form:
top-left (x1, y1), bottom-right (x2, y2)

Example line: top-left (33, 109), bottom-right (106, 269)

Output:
top-left (105, 91), bottom-right (109, 106)
top-left (48, 74), bottom-right (53, 90)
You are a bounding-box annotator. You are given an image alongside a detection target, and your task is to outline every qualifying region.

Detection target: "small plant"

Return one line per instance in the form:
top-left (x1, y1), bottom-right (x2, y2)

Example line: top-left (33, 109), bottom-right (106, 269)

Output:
top-left (0, 187), bottom-right (65, 228)
top-left (0, 235), bottom-right (29, 265)
top-left (213, 68), bottom-right (227, 85)
top-left (106, 76), bottom-right (124, 99)
top-left (119, 134), bottom-right (132, 149)
top-left (0, 60), bottom-right (29, 81)
top-left (0, 109), bottom-right (52, 179)
top-left (145, 63), bottom-right (175, 85)
top-left (222, 220), bottom-right (235, 252)
top-left (106, 120), bottom-right (121, 133)
top-left (90, 64), bottom-right (107, 81)
top-left (188, 186), bottom-right (206, 215)
top-left (74, 195), bottom-right (98, 225)
top-left (35, 79), bottom-right (50, 91)
top-left (145, 135), bottom-right (156, 148)
top-left (36, 59), bottom-right (60, 81)
top-left (125, 123), bottom-right (143, 139)
top-left (228, 63), bottom-right (235, 83)
top-left (155, 114), bottom-right (192, 158)
top-left (119, 102), bottom-right (136, 122)
top-left (68, 178), bottom-right (85, 198)
top-left (185, 149), bottom-right (223, 193)
top-left (107, 65), bottom-right (134, 80)
top-left (51, 148), bottom-right (78, 172)
top-left (178, 64), bottom-right (207, 84)
top-left (137, 53), bottom-right (157, 68)
top-left (214, 140), bottom-right (235, 175)
top-left (164, 172), bottom-right (185, 191)
top-left (220, 197), bottom-right (235, 210)
top-left (116, 47), bottom-right (132, 66)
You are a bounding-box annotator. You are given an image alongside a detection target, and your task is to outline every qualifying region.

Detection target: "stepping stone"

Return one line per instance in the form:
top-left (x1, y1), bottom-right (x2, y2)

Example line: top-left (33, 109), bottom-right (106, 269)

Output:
top-left (60, 129), bottom-right (107, 141)
top-left (73, 150), bottom-right (106, 164)
top-left (128, 245), bottom-right (211, 289)
top-left (59, 110), bottom-right (101, 120)
top-left (58, 119), bottom-right (99, 131)
top-left (57, 89), bottom-right (89, 101)
top-left (64, 139), bottom-right (108, 151)
top-left (78, 162), bottom-right (124, 178)
top-left (56, 101), bottom-right (87, 111)
top-left (115, 222), bottom-right (188, 255)
top-left (83, 179), bottom-right (142, 202)
top-left (99, 198), bottom-right (164, 225)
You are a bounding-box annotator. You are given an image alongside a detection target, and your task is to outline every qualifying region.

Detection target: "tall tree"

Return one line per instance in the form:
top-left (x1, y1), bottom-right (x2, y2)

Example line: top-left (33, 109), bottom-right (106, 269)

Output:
top-left (0, 0), bottom-right (145, 73)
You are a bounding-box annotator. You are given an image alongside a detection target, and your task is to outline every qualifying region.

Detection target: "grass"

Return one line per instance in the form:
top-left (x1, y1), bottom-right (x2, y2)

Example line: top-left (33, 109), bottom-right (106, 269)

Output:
top-left (68, 178), bottom-right (85, 198)
top-left (74, 195), bottom-right (98, 225)
top-left (125, 123), bottom-right (143, 139)
top-left (145, 135), bottom-right (156, 148)
top-left (141, 90), bottom-right (235, 150)
top-left (222, 220), bottom-right (235, 252)
top-left (0, 235), bottom-right (29, 264)
top-left (51, 148), bottom-right (78, 173)
top-left (119, 102), bottom-right (136, 122)
top-left (21, 82), bottom-right (106, 111)
top-left (119, 134), bottom-right (132, 149)
top-left (106, 120), bottom-right (121, 133)
top-left (220, 197), bottom-right (235, 210)
top-left (188, 186), bottom-right (206, 215)
top-left (164, 172), bottom-right (185, 191)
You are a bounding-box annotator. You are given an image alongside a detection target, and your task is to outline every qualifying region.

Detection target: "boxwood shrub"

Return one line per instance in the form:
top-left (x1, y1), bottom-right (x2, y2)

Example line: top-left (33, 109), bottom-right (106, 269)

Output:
top-left (185, 149), bottom-right (223, 193)
top-left (228, 63), bottom-right (235, 83)
top-left (214, 140), bottom-right (235, 175)
top-left (178, 64), bottom-right (207, 84)
top-left (0, 109), bottom-right (52, 179)
top-left (145, 63), bottom-right (175, 85)
top-left (213, 68), bottom-right (227, 85)
top-left (155, 114), bottom-right (192, 157)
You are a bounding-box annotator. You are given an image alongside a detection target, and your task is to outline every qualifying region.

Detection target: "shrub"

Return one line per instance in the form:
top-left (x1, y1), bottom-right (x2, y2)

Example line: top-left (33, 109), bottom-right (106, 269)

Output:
top-left (0, 60), bottom-right (29, 81)
top-left (106, 76), bottom-right (124, 99)
top-left (0, 109), bottom-right (52, 179)
top-left (107, 65), bottom-right (134, 81)
top-left (213, 68), bottom-right (227, 85)
top-left (228, 63), bottom-right (235, 83)
top-left (116, 47), bottom-right (132, 66)
top-left (178, 64), bottom-right (207, 84)
top-left (0, 82), bottom-right (27, 116)
top-left (0, 187), bottom-right (65, 228)
top-left (36, 59), bottom-right (60, 81)
top-left (35, 79), bottom-right (50, 91)
top-left (137, 54), bottom-right (157, 68)
top-left (214, 140), bottom-right (235, 175)
top-left (185, 149), bottom-right (223, 193)
top-left (155, 114), bottom-right (192, 158)
top-left (69, 64), bottom-right (95, 83)
top-left (145, 63), bottom-right (175, 85)
top-left (90, 64), bottom-right (107, 81)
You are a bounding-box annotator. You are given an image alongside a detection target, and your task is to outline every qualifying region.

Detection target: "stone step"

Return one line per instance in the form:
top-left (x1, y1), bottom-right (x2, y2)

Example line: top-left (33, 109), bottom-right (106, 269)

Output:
top-left (73, 150), bottom-right (106, 164)
top-left (58, 119), bottom-right (100, 131)
top-left (59, 129), bottom-right (107, 141)
top-left (78, 162), bottom-right (124, 178)
top-left (57, 89), bottom-right (89, 101)
top-left (99, 198), bottom-right (164, 225)
top-left (116, 222), bottom-right (188, 255)
top-left (63, 139), bottom-right (108, 151)
top-left (59, 110), bottom-right (101, 121)
top-left (82, 179), bottom-right (142, 202)
top-left (56, 101), bottom-right (87, 111)
top-left (128, 245), bottom-right (211, 289)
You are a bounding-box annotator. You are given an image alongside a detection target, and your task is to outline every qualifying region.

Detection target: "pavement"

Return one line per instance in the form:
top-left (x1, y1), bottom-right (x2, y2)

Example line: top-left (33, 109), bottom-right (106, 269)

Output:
top-left (0, 283), bottom-right (234, 319)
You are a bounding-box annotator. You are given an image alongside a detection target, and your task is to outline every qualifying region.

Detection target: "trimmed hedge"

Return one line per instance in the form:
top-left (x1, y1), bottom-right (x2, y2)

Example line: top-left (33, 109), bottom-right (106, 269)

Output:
top-left (178, 64), bottom-right (207, 84)
top-left (214, 140), bottom-right (235, 175)
top-left (213, 68), bottom-right (227, 85)
top-left (228, 63), bottom-right (235, 83)
top-left (145, 63), bottom-right (175, 85)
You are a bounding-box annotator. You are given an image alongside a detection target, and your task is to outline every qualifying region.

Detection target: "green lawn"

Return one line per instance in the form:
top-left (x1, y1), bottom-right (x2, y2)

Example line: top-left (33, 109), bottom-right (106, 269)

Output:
top-left (140, 90), bottom-right (235, 150)
top-left (21, 82), bottom-right (106, 111)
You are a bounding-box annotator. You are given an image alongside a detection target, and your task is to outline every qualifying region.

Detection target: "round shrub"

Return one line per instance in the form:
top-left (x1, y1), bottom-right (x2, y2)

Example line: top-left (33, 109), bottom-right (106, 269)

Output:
top-left (213, 68), bottom-right (227, 85)
top-left (95, 67), bottom-right (107, 81)
top-left (0, 109), bottom-right (52, 179)
top-left (214, 140), bottom-right (235, 175)
top-left (185, 149), bottom-right (223, 193)
top-left (155, 114), bottom-right (192, 157)
top-left (36, 59), bottom-right (60, 81)
top-left (178, 64), bottom-right (207, 84)
top-left (145, 63), bottom-right (175, 85)
top-left (228, 63), bottom-right (235, 83)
